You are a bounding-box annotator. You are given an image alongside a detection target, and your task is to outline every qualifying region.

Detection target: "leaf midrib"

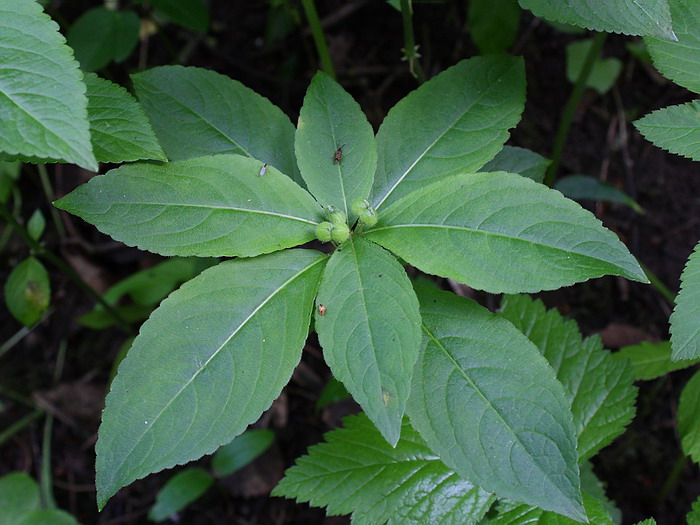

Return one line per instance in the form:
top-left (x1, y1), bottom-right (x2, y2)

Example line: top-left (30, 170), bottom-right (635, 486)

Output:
top-left (112, 255), bottom-right (327, 482)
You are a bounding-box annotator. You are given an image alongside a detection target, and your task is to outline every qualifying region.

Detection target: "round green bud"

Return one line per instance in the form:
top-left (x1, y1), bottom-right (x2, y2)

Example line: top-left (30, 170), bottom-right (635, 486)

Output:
top-left (328, 209), bottom-right (347, 225)
top-left (316, 221), bottom-right (334, 242)
top-left (351, 198), bottom-right (370, 217)
top-left (330, 222), bottom-right (350, 243)
top-left (358, 207), bottom-right (378, 227)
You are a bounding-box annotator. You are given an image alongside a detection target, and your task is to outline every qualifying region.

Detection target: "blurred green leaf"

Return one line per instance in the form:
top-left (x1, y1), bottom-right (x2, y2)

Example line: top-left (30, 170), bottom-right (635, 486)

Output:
top-left (150, 0), bottom-right (209, 33)
top-left (0, 472), bottom-right (40, 524)
top-left (566, 40), bottom-right (622, 95)
top-left (212, 429), bottom-right (275, 477)
top-left (4, 257), bottom-right (50, 327)
top-left (555, 174), bottom-right (643, 213)
top-left (679, 369), bottom-right (700, 463)
top-left (468, 0), bottom-right (521, 54)
top-left (315, 376), bottom-right (350, 412)
top-left (481, 145), bottom-right (550, 183)
top-left (148, 468), bottom-right (213, 522)
top-left (27, 210), bottom-right (45, 241)
top-left (0, 161), bottom-right (20, 204)
top-left (616, 341), bottom-right (699, 381)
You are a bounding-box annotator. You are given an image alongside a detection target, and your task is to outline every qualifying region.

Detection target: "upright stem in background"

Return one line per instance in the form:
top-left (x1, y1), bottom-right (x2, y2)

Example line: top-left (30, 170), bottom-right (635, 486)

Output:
top-left (301, 0), bottom-right (336, 80)
top-left (37, 164), bottom-right (66, 241)
top-left (545, 31), bottom-right (607, 187)
top-left (40, 414), bottom-right (56, 509)
top-left (400, 0), bottom-right (425, 84)
top-left (641, 262), bottom-right (676, 304)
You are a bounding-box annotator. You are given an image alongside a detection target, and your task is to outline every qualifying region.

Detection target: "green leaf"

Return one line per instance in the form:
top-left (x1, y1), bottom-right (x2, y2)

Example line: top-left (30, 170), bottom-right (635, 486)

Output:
top-left (95, 249), bottom-right (327, 508)
top-left (150, 0), bottom-right (209, 33)
top-left (616, 341), bottom-right (699, 381)
top-left (518, 0), bottom-right (675, 40)
top-left (407, 287), bottom-right (584, 520)
top-left (481, 145), bottom-right (551, 183)
top-left (315, 376), bottom-right (350, 412)
top-left (679, 369), bottom-right (700, 464)
top-left (499, 295), bottom-right (637, 462)
top-left (27, 210), bottom-right (45, 241)
top-left (148, 468), bottom-right (213, 522)
top-left (4, 257), bottom-right (50, 327)
top-left (634, 520), bottom-right (657, 525)
top-left (0, 0), bottom-right (97, 171)
top-left (314, 237), bottom-right (421, 445)
top-left (634, 101), bottom-right (700, 162)
top-left (273, 413), bottom-right (496, 524)
top-left (0, 472), bottom-right (40, 524)
top-left (0, 161), bottom-right (20, 203)
top-left (566, 40), bottom-right (622, 95)
top-left (371, 56), bottom-right (525, 210)
top-left (645, 0), bottom-right (700, 93)
top-left (54, 155), bottom-right (323, 258)
top-left (295, 71), bottom-right (376, 217)
top-left (490, 492), bottom-right (614, 524)
top-left (468, 0), bottom-right (521, 54)
top-left (687, 495), bottom-right (700, 525)
top-left (67, 7), bottom-right (139, 72)
top-left (671, 241), bottom-right (700, 360)
top-left (555, 174), bottom-right (643, 213)
top-left (132, 66), bottom-right (302, 185)
top-left (580, 462), bottom-right (622, 524)
top-left (15, 510), bottom-right (79, 525)
top-left (84, 73), bottom-right (166, 164)
top-left (212, 429), bottom-right (275, 477)
top-left (364, 172), bottom-right (647, 294)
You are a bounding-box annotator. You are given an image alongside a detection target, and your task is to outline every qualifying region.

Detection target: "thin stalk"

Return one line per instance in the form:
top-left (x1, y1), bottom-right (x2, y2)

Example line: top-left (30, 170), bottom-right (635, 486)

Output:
top-left (0, 311), bottom-right (52, 359)
top-left (400, 0), bottom-right (425, 84)
top-left (658, 453), bottom-right (687, 503)
top-left (37, 165), bottom-right (66, 241)
top-left (0, 202), bottom-right (134, 333)
top-left (641, 262), bottom-right (676, 304)
top-left (301, 0), bottom-right (336, 79)
top-left (0, 409), bottom-right (44, 447)
top-left (545, 32), bottom-right (607, 187)
top-left (40, 413), bottom-right (56, 509)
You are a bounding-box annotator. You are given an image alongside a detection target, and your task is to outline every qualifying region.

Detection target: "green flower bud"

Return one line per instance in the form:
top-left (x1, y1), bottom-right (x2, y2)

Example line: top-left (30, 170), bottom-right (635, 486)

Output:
top-left (328, 208), bottom-right (347, 225)
top-left (316, 221), bottom-right (334, 242)
top-left (330, 222), bottom-right (350, 243)
top-left (359, 207), bottom-right (378, 227)
top-left (351, 198), bottom-right (370, 217)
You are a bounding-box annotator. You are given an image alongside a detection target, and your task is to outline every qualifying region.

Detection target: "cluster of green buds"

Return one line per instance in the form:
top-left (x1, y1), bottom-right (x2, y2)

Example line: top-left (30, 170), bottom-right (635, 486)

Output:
top-left (316, 207), bottom-right (350, 243)
top-left (351, 198), bottom-right (377, 227)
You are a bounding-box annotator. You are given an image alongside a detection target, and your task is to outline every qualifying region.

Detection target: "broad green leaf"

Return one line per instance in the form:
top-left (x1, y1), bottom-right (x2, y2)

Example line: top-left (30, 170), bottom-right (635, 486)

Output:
top-left (295, 71), bottom-right (376, 217)
top-left (499, 295), bottom-right (637, 462)
top-left (15, 510), bottom-right (79, 525)
top-left (679, 369), bottom-right (700, 464)
top-left (364, 172), bottom-right (647, 294)
top-left (616, 341), bottom-right (699, 381)
top-left (407, 288), bottom-right (584, 520)
top-left (634, 102), bottom-right (700, 161)
top-left (0, 0), bottom-right (97, 171)
top-left (555, 174), bottom-right (643, 213)
top-left (148, 468), bottom-right (213, 522)
top-left (95, 250), bottom-right (327, 508)
top-left (566, 40), bottom-right (622, 95)
top-left (371, 56), bottom-right (525, 210)
top-left (580, 462), bottom-right (622, 524)
top-left (54, 155), bottom-right (323, 258)
top-left (315, 237), bottom-right (421, 445)
top-left (273, 414), bottom-right (496, 524)
top-left (212, 429), bottom-right (275, 477)
top-left (646, 0), bottom-right (700, 93)
top-left (27, 210), bottom-right (45, 241)
top-left (481, 145), bottom-right (551, 183)
top-left (84, 73), bottom-right (166, 164)
top-left (468, 0), bottom-right (521, 54)
top-left (0, 472), bottom-right (40, 525)
top-left (489, 492), bottom-right (613, 524)
top-left (518, 0), bottom-right (675, 40)
top-left (4, 257), bottom-right (50, 327)
top-left (687, 495), bottom-right (700, 524)
top-left (671, 241), bottom-right (700, 360)
top-left (67, 7), bottom-right (139, 72)
top-left (132, 66), bottom-right (302, 185)
top-left (150, 0), bottom-right (209, 32)
top-left (315, 376), bottom-right (350, 412)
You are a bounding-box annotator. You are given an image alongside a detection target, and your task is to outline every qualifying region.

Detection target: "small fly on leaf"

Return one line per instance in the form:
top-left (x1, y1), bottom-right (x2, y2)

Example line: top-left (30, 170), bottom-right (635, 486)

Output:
top-left (318, 304), bottom-right (326, 316)
top-left (259, 163), bottom-right (268, 176)
top-left (333, 144), bottom-right (346, 164)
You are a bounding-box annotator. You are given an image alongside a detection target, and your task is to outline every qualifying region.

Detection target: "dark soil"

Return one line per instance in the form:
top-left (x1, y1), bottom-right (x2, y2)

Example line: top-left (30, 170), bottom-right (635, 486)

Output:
top-left (1, 1), bottom-right (699, 524)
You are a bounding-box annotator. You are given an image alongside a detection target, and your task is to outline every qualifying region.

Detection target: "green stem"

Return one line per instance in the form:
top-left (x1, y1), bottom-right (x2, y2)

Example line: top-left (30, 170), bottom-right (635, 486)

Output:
top-left (658, 453), bottom-right (687, 503)
top-left (545, 32), bottom-right (607, 187)
top-left (0, 409), bottom-right (44, 447)
top-left (400, 0), bottom-right (425, 84)
top-left (0, 202), bottom-right (134, 333)
top-left (641, 262), bottom-right (676, 304)
top-left (37, 165), bottom-right (66, 242)
top-left (301, 0), bottom-right (336, 79)
top-left (40, 413), bottom-right (56, 509)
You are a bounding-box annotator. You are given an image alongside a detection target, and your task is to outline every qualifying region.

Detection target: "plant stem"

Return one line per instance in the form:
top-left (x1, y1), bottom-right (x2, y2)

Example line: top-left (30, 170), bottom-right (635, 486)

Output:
top-left (0, 409), bottom-right (44, 446)
top-left (641, 262), bottom-right (676, 304)
top-left (400, 0), bottom-right (425, 84)
top-left (301, 0), bottom-right (336, 80)
top-left (658, 453), bottom-right (687, 503)
top-left (37, 165), bottom-right (66, 242)
top-left (545, 32), bottom-right (607, 187)
top-left (40, 413), bottom-right (56, 509)
top-left (0, 202), bottom-right (134, 333)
